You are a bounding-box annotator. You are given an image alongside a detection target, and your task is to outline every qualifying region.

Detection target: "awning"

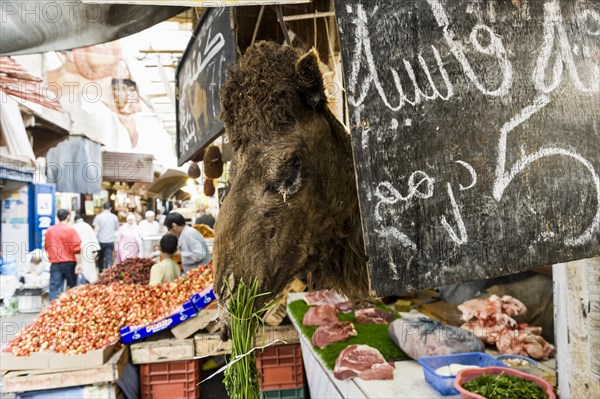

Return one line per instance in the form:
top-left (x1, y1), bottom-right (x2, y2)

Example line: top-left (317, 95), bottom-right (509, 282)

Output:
top-left (0, 95), bottom-right (35, 167)
top-left (146, 168), bottom-right (188, 199)
top-left (102, 151), bottom-right (154, 183)
top-left (0, 163), bottom-right (34, 183)
top-left (18, 99), bottom-right (71, 158)
top-left (0, 1), bottom-right (186, 55)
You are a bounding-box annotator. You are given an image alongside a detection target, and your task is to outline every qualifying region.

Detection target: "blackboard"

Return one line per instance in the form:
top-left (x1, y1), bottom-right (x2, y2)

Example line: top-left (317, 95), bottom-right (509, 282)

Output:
top-left (334, 0), bottom-right (600, 296)
top-left (176, 7), bottom-right (237, 166)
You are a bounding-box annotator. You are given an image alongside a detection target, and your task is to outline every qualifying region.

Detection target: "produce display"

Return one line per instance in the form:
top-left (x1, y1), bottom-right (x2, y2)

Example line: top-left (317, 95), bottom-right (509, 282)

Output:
top-left (288, 296), bottom-right (407, 371)
top-left (95, 257), bottom-right (155, 285)
top-left (388, 318), bottom-right (485, 360)
top-left (4, 265), bottom-right (213, 356)
top-left (461, 372), bottom-right (549, 399)
top-left (459, 295), bottom-right (556, 360)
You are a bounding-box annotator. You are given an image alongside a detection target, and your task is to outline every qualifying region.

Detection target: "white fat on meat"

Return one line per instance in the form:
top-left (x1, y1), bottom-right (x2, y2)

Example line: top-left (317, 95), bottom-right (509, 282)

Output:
top-left (311, 321), bottom-right (357, 349)
top-left (333, 344), bottom-right (394, 381)
top-left (355, 307), bottom-right (393, 324)
top-left (304, 290), bottom-right (345, 306)
top-left (302, 305), bottom-right (338, 326)
top-left (458, 295), bottom-right (527, 322)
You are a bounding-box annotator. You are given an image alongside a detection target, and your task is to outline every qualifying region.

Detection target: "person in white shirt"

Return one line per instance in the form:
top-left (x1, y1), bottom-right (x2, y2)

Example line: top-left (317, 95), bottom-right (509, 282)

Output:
top-left (164, 212), bottom-right (210, 274)
top-left (138, 210), bottom-right (161, 257)
top-left (72, 212), bottom-right (101, 283)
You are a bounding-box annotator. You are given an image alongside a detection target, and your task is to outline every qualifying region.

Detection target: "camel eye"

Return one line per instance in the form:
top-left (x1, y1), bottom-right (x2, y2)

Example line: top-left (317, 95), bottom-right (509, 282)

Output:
top-left (264, 154), bottom-right (303, 201)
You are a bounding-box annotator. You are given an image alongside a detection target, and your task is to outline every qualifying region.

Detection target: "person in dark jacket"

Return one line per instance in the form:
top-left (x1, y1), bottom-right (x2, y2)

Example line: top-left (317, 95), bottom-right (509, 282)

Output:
top-left (194, 205), bottom-right (215, 229)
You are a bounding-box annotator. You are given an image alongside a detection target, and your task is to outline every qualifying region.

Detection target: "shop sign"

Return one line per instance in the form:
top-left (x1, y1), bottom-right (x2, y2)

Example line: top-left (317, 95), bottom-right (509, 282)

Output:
top-left (176, 7), bottom-right (237, 166)
top-left (334, 0), bottom-right (600, 295)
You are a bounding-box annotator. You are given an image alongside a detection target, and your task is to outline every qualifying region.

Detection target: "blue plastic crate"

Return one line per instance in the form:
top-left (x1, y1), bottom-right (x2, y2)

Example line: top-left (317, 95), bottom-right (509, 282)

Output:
top-left (418, 352), bottom-right (507, 396)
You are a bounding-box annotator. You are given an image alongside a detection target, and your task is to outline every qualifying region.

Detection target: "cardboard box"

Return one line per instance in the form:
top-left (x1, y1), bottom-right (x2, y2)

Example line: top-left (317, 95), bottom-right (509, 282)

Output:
top-left (171, 301), bottom-right (219, 340)
top-left (0, 343), bottom-right (116, 372)
top-left (131, 338), bottom-right (195, 364)
top-left (2, 347), bottom-right (127, 393)
top-left (120, 301), bottom-right (197, 344)
top-left (190, 286), bottom-right (216, 311)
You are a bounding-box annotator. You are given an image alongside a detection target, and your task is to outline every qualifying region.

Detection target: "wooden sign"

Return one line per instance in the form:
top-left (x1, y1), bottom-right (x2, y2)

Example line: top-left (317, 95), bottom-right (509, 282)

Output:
top-left (176, 7), bottom-right (236, 166)
top-left (334, 0), bottom-right (600, 295)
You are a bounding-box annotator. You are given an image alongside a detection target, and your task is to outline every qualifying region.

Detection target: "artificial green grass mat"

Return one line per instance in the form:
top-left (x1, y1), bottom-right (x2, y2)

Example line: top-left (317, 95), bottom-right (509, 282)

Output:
top-left (288, 300), bottom-right (408, 370)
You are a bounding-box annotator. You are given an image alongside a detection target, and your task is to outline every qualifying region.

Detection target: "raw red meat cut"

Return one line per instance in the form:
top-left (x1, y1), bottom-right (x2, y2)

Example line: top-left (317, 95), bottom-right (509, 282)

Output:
top-left (311, 321), bottom-right (357, 349)
top-left (458, 295), bottom-right (526, 321)
top-left (333, 344), bottom-right (394, 380)
top-left (335, 300), bottom-right (375, 314)
top-left (458, 295), bottom-right (554, 360)
top-left (335, 301), bottom-right (354, 314)
top-left (496, 324), bottom-right (556, 360)
top-left (460, 319), bottom-right (508, 345)
top-left (355, 308), bottom-right (393, 324)
top-left (302, 305), bottom-right (338, 326)
top-left (304, 289), bottom-right (345, 306)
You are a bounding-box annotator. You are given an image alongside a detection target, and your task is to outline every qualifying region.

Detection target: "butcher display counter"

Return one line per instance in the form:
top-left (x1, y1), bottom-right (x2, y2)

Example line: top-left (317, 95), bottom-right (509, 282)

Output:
top-left (286, 293), bottom-right (556, 399)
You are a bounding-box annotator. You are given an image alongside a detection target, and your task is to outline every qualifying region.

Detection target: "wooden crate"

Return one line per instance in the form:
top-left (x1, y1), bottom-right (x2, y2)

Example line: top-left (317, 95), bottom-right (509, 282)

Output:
top-left (131, 338), bottom-right (196, 365)
top-left (193, 325), bottom-right (299, 358)
top-left (2, 347), bottom-right (128, 393)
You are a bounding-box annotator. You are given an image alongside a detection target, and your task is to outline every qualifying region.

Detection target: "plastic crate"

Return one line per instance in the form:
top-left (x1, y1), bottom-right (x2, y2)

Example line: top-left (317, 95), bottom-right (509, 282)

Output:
top-left (418, 352), bottom-right (507, 396)
top-left (256, 344), bottom-right (304, 391)
top-left (260, 387), bottom-right (304, 399)
top-left (140, 359), bottom-right (201, 399)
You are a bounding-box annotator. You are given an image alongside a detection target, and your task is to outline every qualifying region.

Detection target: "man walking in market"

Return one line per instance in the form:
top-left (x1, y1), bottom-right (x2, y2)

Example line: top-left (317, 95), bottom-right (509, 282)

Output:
top-left (93, 202), bottom-right (119, 272)
top-left (164, 212), bottom-right (210, 274)
top-left (44, 209), bottom-right (82, 301)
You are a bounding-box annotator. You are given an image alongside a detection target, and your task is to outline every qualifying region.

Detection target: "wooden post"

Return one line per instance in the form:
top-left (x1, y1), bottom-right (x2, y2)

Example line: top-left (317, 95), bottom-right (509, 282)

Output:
top-left (553, 257), bottom-right (600, 398)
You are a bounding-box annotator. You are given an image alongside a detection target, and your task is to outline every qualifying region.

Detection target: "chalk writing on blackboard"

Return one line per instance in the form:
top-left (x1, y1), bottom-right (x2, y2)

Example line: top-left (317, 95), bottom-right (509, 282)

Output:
top-left (335, 0), bottom-right (600, 294)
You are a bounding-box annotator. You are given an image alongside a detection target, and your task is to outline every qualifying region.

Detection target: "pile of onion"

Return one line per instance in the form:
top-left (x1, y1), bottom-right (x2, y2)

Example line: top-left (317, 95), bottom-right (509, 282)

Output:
top-left (4, 264), bottom-right (213, 356)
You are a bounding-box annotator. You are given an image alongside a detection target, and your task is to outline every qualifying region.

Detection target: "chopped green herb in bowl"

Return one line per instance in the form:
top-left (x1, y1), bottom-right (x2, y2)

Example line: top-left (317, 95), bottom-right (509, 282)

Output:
top-left (455, 366), bottom-right (555, 399)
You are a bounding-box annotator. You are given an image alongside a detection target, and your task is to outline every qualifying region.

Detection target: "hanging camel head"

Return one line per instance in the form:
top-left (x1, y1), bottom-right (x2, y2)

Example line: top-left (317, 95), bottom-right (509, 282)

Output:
top-left (214, 41), bottom-right (369, 339)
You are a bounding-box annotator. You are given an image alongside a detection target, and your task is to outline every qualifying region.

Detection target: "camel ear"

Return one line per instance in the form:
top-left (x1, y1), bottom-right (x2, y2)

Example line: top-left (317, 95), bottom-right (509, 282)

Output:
top-left (295, 48), bottom-right (327, 112)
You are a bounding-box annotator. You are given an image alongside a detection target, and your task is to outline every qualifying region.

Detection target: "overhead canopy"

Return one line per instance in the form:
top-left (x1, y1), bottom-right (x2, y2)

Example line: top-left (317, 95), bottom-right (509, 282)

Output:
top-left (0, 96), bottom-right (36, 166)
top-left (0, 0), bottom-right (186, 55)
top-left (147, 169), bottom-right (188, 199)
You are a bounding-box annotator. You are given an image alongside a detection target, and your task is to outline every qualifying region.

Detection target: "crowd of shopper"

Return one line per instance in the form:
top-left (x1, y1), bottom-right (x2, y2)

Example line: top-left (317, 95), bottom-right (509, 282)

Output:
top-left (39, 203), bottom-right (212, 302)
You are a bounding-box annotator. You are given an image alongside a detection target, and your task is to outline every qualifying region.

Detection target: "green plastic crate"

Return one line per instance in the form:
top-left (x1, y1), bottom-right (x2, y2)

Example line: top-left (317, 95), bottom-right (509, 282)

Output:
top-left (259, 387), bottom-right (304, 399)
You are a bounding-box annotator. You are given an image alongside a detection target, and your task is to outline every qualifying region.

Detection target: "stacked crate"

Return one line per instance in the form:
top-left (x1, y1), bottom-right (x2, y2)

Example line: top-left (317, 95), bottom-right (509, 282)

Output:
top-left (256, 344), bottom-right (305, 399)
top-left (139, 359), bottom-right (202, 399)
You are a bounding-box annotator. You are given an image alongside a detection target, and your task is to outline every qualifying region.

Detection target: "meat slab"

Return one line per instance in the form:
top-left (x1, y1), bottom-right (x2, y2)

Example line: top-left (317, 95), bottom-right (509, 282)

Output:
top-left (333, 344), bottom-right (394, 380)
top-left (458, 295), bottom-right (526, 321)
top-left (311, 321), bottom-right (357, 349)
top-left (459, 295), bottom-right (555, 359)
top-left (355, 308), bottom-right (393, 324)
top-left (304, 289), bottom-right (345, 306)
top-left (303, 305), bottom-right (338, 326)
top-left (335, 300), bottom-right (375, 314)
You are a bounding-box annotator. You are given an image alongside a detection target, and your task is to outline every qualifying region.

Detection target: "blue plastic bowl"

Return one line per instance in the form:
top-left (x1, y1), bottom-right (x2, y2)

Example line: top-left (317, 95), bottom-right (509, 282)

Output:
top-left (418, 352), bottom-right (508, 396)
